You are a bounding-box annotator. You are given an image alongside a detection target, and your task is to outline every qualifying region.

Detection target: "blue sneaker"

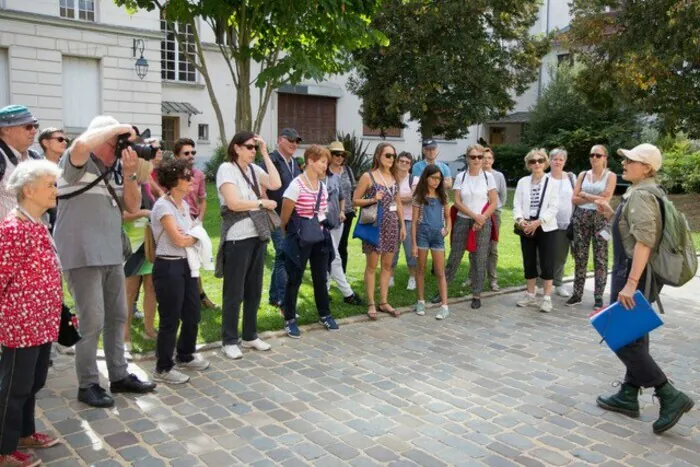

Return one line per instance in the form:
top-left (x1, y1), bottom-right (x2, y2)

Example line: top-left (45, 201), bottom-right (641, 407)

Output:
top-left (319, 315), bottom-right (339, 331)
top-left (285, 319), bottom-right (301, 339)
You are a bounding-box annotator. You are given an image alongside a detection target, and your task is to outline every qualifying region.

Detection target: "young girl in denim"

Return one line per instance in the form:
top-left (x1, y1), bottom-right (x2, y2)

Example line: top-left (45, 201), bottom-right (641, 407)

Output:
top-left (411, 164), bottom-right (451, 319)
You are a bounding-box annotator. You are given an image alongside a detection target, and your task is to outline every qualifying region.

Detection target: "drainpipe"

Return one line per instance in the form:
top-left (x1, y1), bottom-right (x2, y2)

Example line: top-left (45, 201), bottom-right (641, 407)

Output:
top-left (537, 0), bottom-right (551, 101)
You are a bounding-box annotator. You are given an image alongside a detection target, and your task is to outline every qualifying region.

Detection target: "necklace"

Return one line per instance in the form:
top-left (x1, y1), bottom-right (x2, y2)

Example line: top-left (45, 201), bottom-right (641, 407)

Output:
top-left (302, 172), bottom-right (318, 191)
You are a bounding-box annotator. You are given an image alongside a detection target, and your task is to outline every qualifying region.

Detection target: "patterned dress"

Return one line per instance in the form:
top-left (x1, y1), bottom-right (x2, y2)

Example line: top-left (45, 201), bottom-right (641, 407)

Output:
top-left (362, 181), bottom-right (400, 254)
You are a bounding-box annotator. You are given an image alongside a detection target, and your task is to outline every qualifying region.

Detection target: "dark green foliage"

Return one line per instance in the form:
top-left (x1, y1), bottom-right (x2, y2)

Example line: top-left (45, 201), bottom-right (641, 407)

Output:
top-left (203, 144), bottom-right (227, 182)
top-left (336, 131), bottom-right (372, 180)
top-left (657, 137), bottom-right (700, 194)
top-left (489, 143), bottom-right (532, 185)
top-left (349, 0), bottom-right (550, 139)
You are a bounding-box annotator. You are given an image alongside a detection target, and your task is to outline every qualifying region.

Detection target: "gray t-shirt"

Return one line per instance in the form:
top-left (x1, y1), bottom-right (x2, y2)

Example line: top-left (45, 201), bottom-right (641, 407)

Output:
top-left (54, 150), bottom-right (124, 270)
top-left (151, 196), bottom-right (193, 258)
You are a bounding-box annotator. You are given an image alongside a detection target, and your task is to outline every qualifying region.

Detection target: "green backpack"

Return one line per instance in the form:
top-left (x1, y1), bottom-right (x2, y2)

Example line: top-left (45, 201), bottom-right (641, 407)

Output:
top-left (645, 190), bottom-right (698, 288)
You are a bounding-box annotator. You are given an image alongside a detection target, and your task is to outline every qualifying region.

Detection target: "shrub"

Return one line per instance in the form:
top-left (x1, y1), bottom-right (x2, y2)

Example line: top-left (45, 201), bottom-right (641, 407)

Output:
top-left (337, 131), bottom-right (372, 180)
top-left (204, 144), bottom-right (227, 182)
top-left (658, 137), bottom-right (700, 194)
top-left (489, 143), bottom-right (531, 185)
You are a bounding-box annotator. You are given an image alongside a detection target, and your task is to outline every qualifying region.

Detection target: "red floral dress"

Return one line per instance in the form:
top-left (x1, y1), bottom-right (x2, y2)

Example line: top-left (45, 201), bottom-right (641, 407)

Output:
top-left (362, 183), bottom-right (400, 255)
top-left (0, 215), bottom-right (62, 348)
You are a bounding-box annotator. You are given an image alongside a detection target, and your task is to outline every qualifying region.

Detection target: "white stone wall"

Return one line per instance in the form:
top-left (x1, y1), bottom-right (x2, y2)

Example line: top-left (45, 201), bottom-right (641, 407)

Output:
top-left (0, 9), bottom-right (162, 138)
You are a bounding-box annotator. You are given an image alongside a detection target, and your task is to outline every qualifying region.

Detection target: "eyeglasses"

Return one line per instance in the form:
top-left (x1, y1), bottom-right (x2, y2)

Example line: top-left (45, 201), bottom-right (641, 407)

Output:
top-left (468, 155), bottom-right (484, 160)
top-left (384, 153), bottom-right (397, 160)
top-left (428, 175), bottom-right (443, 181)
top-left (24, 123), bottom-right (39, 131)
top-left (621, 156), bottom-right (640, 164)
top-left (183, 150), bottom-right (197, 156)
top-left (528, 158), bottom-right (546, 165)
top-left (590, 153), bottom-right (606, 159)
top-left (242, 144), bottom-right (258, 151)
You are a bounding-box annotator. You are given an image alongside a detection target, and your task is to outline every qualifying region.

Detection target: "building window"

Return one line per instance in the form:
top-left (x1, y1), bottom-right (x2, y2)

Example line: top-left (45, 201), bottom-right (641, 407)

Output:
top-left (557, 53), bottom-right (573, 67)
top-left (60, 0), bottom-right (95, 22)
top-left (278, 93), bottom-right (337, 145)
top-left (63, 56), bottom-right (100, 130)
top-left (198, 124), bottom-right (209, 141)
top-left (161, 18), bottom-right (196, 82)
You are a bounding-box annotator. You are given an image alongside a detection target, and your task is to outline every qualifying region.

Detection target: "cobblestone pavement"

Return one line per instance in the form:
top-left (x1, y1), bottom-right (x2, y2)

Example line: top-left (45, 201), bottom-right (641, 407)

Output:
top-left (36, 276), bottom-right (700, 466)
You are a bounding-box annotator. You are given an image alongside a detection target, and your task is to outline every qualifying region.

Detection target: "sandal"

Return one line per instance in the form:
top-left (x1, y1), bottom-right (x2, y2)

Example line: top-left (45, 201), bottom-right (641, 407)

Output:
top-left (367, 304), bottom-right (377, 320)
top-left (378, 303), bottom-right (400, 318)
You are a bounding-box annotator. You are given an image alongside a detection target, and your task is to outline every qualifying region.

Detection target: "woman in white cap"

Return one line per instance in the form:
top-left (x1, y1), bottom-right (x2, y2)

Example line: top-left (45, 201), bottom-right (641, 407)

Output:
top-left (594, 143), bottom-right (694, 435)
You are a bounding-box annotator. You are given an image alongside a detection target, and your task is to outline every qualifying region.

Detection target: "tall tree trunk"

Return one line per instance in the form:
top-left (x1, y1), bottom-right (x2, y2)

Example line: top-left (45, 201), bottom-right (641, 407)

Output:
top-left (235, 57), bottom-right (252, 132)
top-left (191, 24), bottom-right (227, 145)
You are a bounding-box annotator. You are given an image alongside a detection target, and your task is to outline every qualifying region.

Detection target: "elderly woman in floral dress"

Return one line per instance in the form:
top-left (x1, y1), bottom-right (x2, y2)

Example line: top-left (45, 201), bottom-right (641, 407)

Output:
top-left (0, 160), bottom-right (63, 467)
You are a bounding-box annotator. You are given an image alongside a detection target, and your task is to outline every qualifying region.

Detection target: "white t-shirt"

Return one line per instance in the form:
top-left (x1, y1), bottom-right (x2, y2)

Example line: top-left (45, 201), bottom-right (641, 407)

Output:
top-left (554, 173), bottom-right (575, 229)
top-left (216, 161), bottom-right (266, 241)
top-left (454, 170), bottom-right (496, 218)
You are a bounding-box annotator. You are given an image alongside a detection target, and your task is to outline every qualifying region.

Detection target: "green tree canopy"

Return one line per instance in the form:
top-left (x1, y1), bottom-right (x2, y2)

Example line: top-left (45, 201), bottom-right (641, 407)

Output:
top-left (567, 0), bottom-right (700, 137)
top-left (523, 64), bottom-right (640, 174)
top-left (115, 0), bottom-right (386, 141)
top-left (348, 0), bottom-right (550, 139)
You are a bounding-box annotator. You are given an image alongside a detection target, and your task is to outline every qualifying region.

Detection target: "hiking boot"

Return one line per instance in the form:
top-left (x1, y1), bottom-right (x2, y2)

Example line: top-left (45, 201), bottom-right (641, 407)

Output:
top-left (652, 381), bottom-right (695, 434)
top-left (596, 383), bottom-right (641, 418)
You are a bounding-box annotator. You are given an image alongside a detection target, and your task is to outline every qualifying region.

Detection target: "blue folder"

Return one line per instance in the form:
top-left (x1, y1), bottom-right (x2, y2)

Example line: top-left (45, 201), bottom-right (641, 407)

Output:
top-left (589, 291), bottom-right (663, 352)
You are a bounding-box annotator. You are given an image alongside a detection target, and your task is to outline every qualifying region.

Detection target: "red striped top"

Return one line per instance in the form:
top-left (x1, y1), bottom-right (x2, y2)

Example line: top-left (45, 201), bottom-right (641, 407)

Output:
top-left (283, 176), bottom-right (328, 219)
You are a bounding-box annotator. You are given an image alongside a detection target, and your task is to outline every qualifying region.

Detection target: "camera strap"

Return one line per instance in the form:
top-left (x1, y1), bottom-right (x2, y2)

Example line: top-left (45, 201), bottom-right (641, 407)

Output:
top-left (57, 156), bottom-right (117, 207)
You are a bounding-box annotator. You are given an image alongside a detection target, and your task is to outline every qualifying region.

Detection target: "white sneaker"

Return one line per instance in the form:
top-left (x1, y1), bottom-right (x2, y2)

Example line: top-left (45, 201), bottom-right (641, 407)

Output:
top-left (389, 277), bottom-right (395, 288)
top-left (153, 369), bottom-right (190, 385)
top-left (517, 292), bottom-right (538, 308)
top-left (221, 344), bottom-right (243, 360)
top-left (540, 297), bottom-right (553, 313)
top-left (436, 305), bottom-right (450, 320)
top-left (176, 356), bottom-right (210, 371)
top-left (555, 286), bottom-right (571, 297)
top-left (406, 276), bottom-right (416, 291)
top-left (241, 338), bottom-right (271, 351)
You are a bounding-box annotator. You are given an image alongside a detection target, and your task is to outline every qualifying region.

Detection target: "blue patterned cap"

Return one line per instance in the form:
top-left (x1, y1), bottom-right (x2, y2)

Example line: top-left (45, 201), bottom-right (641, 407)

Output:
top-left (0, 105), bottom-right (37, 128)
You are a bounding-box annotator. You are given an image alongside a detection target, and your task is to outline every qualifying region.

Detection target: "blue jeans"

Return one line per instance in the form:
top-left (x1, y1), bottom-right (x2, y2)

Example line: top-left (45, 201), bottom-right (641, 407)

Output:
top-left (392, 220), bottom-right (417, 269)
top-left (269, 228), bottom-right (287, 305)
top-left (416, 224), bottom-right (445, 250)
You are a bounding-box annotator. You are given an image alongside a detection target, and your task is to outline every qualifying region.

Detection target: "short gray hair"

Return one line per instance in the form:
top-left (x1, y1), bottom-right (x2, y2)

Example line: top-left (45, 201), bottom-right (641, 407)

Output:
top-left (549, 148), bottom-right (568, 160)
top-left (5, 159), bottom-right (62, 200)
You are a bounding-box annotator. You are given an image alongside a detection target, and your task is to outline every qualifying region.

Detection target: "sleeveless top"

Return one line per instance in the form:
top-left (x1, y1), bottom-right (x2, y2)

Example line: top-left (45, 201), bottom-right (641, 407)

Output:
top-left (580, 170), bottom-right (610, 210)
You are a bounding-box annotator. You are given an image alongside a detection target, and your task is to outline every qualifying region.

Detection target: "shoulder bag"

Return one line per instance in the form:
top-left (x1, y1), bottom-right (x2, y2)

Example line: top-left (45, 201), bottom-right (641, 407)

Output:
top-left (359, 172), bottom-right (379, 224)
top-left (236, 162), bottom-right (281, 241)
top-left (514, 176), bottom-right (549, 238)
top-left (297, 181), bottom-right (326, 247)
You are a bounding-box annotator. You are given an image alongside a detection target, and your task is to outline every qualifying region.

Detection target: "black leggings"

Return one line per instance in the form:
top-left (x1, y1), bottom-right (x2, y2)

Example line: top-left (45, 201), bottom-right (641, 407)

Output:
top-left (338, 211), bottom-right (355, 272)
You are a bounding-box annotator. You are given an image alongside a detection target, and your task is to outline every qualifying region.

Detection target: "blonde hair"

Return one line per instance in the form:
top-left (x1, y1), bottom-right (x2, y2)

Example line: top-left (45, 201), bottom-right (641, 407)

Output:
top-left (524, 148), bottom-right (550, 171)
top-left (590, 144), bottom-right (609, 168)
top-left (465, 144), bottom-right (485, 156)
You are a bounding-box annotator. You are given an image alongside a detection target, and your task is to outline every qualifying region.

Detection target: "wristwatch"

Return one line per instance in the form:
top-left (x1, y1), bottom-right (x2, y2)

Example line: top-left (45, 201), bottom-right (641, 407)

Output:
top-left (258, 200), bottom-right (264, 209)
top-left (128, 173), bottom-right (137, 182)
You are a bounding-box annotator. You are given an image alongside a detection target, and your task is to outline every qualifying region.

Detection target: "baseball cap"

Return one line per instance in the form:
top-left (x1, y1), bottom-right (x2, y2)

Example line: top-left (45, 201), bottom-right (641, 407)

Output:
top-left (280, 128), bottom-right (302, 143)
top-left (617, 144), bottom-right (662, 172)
top-left (422, 139), bottom-right (437, 149)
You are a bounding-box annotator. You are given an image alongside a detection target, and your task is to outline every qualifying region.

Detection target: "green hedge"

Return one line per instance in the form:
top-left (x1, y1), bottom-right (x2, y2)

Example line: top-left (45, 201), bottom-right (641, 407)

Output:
top-left (658, 137), bottom-right (700, 194)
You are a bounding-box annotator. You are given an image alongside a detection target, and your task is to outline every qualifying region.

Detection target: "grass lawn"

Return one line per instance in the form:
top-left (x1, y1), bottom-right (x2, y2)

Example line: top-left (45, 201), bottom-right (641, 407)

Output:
top-left (116, 185), bottom-right (700, 353)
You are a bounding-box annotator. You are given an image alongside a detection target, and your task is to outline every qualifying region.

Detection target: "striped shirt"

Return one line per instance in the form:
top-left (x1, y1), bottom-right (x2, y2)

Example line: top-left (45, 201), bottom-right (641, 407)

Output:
top-left (283, 176), bottom-right (328, 219)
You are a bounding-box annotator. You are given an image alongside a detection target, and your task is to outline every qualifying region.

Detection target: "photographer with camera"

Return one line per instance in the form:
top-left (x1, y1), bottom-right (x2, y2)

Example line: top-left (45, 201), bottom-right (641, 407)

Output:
top-left (54, 116), bottom-right (156, 408)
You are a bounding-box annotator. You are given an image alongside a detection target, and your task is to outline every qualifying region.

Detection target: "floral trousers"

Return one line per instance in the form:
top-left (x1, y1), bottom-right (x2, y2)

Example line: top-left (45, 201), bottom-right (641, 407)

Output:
top-left (571, 208), bottom-right (609, 299)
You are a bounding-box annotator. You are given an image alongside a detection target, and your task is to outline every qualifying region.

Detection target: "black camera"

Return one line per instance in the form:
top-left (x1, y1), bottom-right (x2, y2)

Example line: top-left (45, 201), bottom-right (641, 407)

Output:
top-left (115, 127), bottom-right (157, 161)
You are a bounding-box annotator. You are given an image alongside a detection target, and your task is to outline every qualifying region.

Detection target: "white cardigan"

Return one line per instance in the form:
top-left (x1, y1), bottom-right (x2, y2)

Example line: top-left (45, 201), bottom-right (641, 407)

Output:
top-left (513, 174), bottom-right (560, 232)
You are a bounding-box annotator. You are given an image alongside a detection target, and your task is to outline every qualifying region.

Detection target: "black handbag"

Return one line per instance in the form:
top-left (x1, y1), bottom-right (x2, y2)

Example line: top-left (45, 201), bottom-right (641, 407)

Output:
top-left (297, 183), bottom-right (326, 247)
top-left (58, 304), bottom-right (81, 347)
top-left (514, 177), bottom-right (549, 238)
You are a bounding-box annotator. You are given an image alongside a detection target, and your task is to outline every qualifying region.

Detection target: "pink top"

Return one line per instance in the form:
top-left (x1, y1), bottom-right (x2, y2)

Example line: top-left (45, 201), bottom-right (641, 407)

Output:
top-left (283, 176), bottom-right (328, 219)
top-left (184, 167), bottom-right (206, 219)
top-left (397, 174), bottom-right (417, 221)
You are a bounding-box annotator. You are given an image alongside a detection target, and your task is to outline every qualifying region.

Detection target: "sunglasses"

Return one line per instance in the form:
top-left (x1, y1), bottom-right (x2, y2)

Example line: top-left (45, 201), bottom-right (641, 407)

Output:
top-left (181, 172), bottom-right (193, 181)
top-left (621, 156), bottom-right (640, 164)
top-left (285, 138), bottom-right (300, 144)
top-left (468, 155), bottom-right (484, 160)
top-left (182, 150), bottom-right (197, 156)
top-left (384, 153), bottom-right (397, 160)
top-left (242, 144), bottom-right (258, 151)
top-left (528, 158), bottom-right (546, 165)
top-left (332, 152), bottom-right (346, 158)
top-left (51, 136), bottom-right (68, 143)
top-left (25, 123), bottom-right (40, 131)
top-left (590, 153), bottom-right (606, 159)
